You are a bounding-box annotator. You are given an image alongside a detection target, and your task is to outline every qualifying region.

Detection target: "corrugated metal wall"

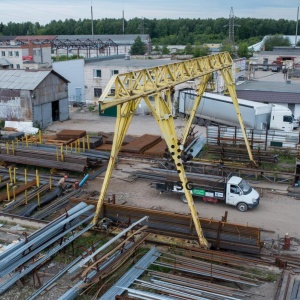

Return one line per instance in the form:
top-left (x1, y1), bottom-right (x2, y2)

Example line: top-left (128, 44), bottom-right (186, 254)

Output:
top-left (33, 102), bottom-right (52, 128)
top-left (59, 98), bottom-right (69, 121)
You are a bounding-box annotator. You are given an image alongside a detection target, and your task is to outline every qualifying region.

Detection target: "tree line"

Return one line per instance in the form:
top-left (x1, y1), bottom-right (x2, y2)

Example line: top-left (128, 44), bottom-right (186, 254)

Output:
top-left (0, 17), bottom-right (298, 46)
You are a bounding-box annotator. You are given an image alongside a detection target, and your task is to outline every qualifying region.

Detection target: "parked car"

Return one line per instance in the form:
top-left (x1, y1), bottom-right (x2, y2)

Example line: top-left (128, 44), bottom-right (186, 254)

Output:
top-left (262, 66), bottom-right (269, 71)
top-left (272, 65), bottom-right (280, 72)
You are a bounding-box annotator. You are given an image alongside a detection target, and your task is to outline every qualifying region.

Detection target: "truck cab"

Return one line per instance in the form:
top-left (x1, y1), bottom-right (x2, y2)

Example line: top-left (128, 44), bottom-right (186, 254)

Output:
top-left (270, 105), bottom-right (294, 132)
top-left (226, 176), bottom-right (259, 212)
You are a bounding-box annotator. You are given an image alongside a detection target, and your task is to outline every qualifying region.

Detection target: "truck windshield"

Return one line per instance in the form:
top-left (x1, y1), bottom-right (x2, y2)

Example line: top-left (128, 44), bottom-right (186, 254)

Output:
top-left (283, 115), bottom-right (293, 123)
top-left (238, 180), bottom-right (252, 195)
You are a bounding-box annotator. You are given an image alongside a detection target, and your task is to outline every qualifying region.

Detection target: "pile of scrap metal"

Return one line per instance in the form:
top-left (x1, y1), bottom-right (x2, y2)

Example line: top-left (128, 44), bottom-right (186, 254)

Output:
top-left (0, 202), bottom-right (95, 296)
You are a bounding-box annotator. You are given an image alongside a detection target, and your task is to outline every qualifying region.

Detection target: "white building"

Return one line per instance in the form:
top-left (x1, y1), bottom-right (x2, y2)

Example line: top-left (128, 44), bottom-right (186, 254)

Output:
top-left (0, 37), bottom-right (53, 70)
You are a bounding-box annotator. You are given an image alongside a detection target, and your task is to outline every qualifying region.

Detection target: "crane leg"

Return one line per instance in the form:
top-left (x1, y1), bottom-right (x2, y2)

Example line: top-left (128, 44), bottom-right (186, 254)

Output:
top-left (181, 74), bottom-right (211, 145)
top-left (92, 99), bottom-right (140, 224)
top-left (144, 93), bottom-right (210, 248)
top-left (220, 68), bottom-right (256, 166)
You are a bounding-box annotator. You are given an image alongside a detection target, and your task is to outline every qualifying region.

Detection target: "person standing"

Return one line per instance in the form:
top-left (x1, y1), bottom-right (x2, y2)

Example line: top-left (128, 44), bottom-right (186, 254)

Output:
top-left (58, 174), bottom-right (68, 191)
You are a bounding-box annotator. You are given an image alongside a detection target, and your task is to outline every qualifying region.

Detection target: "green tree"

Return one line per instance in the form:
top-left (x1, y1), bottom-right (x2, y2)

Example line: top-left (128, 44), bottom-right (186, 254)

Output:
top-left (263, 35), bottom-right (291, 51)
top-left (220, 42), bottom-right (237, 58)
top-left (184, 43), bottom-right (193, 55)
top-left (193, 44), bottom-right (210, 58)
top-left (237, 42), bottom-right (250, 58)
top-left (129, 36), bottom-right (146, 55)
top-left (162, 45), bottom-right (170, 54)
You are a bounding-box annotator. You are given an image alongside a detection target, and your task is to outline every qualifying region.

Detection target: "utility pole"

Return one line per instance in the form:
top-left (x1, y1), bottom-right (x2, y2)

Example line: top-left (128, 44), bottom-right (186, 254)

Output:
top-left (229, 7), bottom-right (234, 43)
top-left (91, 1), bottom-right (94, 40)
top-left (122, 10), bottom-right (125, 34)
top-left (296, 4), bottom-right (299, 47)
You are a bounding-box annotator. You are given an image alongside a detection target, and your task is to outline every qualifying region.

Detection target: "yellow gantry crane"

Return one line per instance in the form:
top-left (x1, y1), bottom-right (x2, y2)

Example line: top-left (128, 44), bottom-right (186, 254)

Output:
top-left (92, 52), bottom-right (255, 248)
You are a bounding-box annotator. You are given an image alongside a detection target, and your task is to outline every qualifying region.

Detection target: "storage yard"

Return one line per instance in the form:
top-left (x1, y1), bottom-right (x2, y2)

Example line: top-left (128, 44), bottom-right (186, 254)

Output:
top-left (0, 54), bottom-right (300, 300)
top-left (0, 106), bottom-right (299, 300)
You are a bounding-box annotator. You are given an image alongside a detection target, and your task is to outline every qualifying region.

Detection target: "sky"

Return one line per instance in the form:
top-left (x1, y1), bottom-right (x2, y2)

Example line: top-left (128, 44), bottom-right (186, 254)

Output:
top-left (1, 0), bottom-right (300, 25)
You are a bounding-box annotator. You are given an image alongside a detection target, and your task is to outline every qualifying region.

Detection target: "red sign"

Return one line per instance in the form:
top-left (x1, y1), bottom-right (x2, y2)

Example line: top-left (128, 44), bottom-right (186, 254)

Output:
top-left (22, 55), bottom-right (33, 61)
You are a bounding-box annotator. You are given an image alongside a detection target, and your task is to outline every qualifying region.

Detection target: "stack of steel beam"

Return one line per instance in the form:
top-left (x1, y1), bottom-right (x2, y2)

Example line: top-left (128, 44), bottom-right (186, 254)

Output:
top-left (0, 202), bottom-right (95, 295)
top-left (99, 202), bottom-right (261, 254)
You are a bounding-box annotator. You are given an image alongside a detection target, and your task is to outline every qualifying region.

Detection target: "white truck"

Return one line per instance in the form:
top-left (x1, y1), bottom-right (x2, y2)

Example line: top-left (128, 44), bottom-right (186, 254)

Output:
top-left (154, 175), bottom-right (260, 212)
top-left (178, 90), bottom-right (298, 132)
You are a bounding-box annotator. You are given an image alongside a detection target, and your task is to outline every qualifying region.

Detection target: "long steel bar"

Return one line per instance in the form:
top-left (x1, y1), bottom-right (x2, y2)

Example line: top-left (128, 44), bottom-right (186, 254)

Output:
top-left (27, 239), bottom-right (101, 300)
top-left (139, 279), bottom-right (236, 300)
top-left (152, 262), bottom-right (259, 286)
top-left (58, 242), bottom-right (134, 300)
top-left (0, 203), bottom-right (94, 274)
top-left (0, 221), bottom-right (94, 295)
top-left (0, 210), bottom-right (94, 278)
top-left (69, 215), bottom-right (148, 273)
top-left (0, 202), bottom-right (87, 260)
top-left (99, 247), bottom-right (160, 300)
top-left (134, 281), bottom-right (209, 300)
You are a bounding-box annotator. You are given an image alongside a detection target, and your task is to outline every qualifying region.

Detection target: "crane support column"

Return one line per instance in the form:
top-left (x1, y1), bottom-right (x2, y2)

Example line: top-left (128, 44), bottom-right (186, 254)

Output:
top-left (220, 68), bottom-right (255, 165)
top-left (92, 99), bottom-right (141, 224)
top-left (181, 74), bottom-right (211, 145)
top-left (144, 93), bottom-right (209, 248)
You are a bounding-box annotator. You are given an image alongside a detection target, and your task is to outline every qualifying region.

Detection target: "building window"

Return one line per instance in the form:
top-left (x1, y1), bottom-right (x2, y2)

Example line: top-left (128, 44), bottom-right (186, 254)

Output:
top-left (110, 88), bottom-right (115, 94)
top-left (14, 51), bottom-right (19, 57)
top-left (111, 70), bottom-right (119, 76)
top-left (94, 88), bottom-right (102, 97)
top-left (1, 51), bottom-right (5, 57)
top-left (8, 51), bottom-right (13, 57)
top-left (93, 69), bottom-right (101, 78)
top-left (16, 64), bottom-right (20, 69)
top-left (9, 64), bottom-right (13, 69)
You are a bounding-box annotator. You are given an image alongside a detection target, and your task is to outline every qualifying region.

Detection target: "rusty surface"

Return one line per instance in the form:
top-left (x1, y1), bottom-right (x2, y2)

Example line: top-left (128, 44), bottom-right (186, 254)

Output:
top-left (144, 139), bottom-right (167, 157)
top-left (70, 198), bottom-right (261, 254)
top-left (0, 180), bottom-right (37, 202)
top-left (56, 129), bottom-right (86, 139)
top-left (0, 153), bottom-right (86, 172)
top-left (121, 134), bottom-right (162, 153)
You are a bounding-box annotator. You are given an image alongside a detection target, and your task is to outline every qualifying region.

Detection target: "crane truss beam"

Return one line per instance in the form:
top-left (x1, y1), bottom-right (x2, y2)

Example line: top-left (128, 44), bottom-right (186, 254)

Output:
top-left (99, 52), bottom-right (233, 110)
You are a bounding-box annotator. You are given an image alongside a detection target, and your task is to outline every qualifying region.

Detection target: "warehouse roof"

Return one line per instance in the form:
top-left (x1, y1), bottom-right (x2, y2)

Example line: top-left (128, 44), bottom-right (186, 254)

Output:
top-left (56, 34), bottom-right (150, 44)
top-left (0, 69), bottom-right (68, 90)
top-left (236, 80), bottom-right (300, 104)
top-left (85, 57), bottom-right (180, 68)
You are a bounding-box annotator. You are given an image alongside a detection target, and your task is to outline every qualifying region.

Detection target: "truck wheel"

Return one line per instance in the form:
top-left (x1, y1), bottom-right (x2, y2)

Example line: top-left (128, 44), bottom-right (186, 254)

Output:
top-left (180, 194), bottom-right (188, 204)
top-left (237, 202), bottom-right (248, 212)
top-left (204, 120), bottom-right (211, 127)
top-left (197, 118), bottom-right (205, 126)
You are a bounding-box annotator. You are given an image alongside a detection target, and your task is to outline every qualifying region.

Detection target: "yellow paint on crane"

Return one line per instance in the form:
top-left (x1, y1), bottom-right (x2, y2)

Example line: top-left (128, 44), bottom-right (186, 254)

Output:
top-left (92, 52), bottom-right (255, 248)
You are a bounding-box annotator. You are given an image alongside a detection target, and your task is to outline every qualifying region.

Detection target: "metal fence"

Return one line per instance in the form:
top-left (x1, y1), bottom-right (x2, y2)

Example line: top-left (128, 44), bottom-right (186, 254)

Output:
top-left (207, 125), bottom-right (300, 150)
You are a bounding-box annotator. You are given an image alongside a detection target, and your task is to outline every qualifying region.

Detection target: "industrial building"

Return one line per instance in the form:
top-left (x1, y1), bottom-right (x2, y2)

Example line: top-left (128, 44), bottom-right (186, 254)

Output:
top-left (0, 69), bottom-right (69, 128)
top-left (236, 80), bottom-right (300, 120)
